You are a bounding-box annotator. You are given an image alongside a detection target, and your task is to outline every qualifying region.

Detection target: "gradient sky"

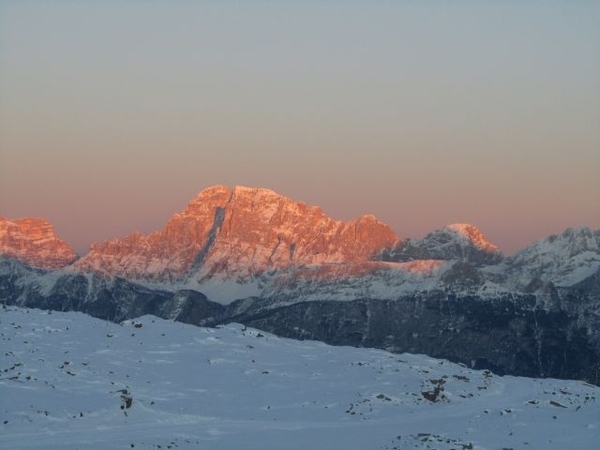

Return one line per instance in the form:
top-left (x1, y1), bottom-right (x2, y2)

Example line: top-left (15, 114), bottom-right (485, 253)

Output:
top-left (1, 1), bottom-right (599, 255)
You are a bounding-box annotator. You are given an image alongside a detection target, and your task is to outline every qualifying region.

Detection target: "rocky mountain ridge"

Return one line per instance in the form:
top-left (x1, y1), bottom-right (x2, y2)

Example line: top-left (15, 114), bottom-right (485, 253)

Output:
top-left (0, 217), bottom-right (77, 270)
top-left (379, 223), bottom-right (503, 266)
top-left (507, 226), bottom-right (600, 289)
top-left (73, 185), bottom-right (401, 281)
top-left (1, 185), bottom-right (599, 384)
top-left (1, 186), bottom-right (598, 303)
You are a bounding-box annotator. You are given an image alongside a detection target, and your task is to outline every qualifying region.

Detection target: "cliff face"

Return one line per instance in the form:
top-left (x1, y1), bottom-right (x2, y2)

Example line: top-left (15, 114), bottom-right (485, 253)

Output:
top-left (0, 217), bottom-right (76, 270)
top-left (74, 185), bottom-right (401, 280)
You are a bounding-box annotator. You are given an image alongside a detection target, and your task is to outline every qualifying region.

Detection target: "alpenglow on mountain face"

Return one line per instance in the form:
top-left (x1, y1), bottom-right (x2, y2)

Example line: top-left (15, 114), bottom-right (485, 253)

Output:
top-left (74, 185), bottom-right (401, 280)
top-left (0, 217), bottom-right (77, 270)
top-left (1, 185), bottom-right (599, 384)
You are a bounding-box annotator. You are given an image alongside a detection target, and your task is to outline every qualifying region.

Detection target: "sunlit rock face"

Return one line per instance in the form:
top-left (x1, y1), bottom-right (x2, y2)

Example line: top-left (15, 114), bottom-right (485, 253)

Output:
top-left (0, 217), bottom-right (76, 270)
top-left (74, 185), bottom-right (401, 281)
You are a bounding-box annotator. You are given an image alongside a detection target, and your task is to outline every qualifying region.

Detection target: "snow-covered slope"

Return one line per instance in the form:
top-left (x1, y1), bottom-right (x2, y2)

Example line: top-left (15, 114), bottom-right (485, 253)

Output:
top-left (255, 260), bottom-right (452, 303)
top-left (507, 227), bottom-right (600, 288)
top-left (1, 306), bottom-right (599, 450)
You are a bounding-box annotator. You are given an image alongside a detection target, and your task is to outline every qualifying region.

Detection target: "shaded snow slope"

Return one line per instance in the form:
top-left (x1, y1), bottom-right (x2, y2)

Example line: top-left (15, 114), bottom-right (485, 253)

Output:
top-left (1, 307), bottom-right (598, 450)
top-left (508, 227), bottom-right (600, 288)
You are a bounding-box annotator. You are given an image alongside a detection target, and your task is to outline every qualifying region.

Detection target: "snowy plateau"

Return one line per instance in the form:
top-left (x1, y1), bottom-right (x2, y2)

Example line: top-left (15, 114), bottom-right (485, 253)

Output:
top-left (1, 306), bottom-right (599, 450)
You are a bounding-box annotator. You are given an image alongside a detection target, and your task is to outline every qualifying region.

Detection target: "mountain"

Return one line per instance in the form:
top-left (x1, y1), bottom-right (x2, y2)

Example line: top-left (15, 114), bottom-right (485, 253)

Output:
top-left (0, 216), bottom-right (76, 270)
top-left (2, 306), bottom-right (599, 450)
top-left (507, 227), bottom-right (600, 289)
top-left (380, 223), bottom-right (503, 265)
top-left (74, 185), bottom-right (400, 281)
top-left (1, 185), bottom-right (599, 384)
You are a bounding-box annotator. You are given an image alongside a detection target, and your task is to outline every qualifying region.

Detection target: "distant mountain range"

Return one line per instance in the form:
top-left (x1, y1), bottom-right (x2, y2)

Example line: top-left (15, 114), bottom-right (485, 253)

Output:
top-left (1, 185), bottom-right (599, 384)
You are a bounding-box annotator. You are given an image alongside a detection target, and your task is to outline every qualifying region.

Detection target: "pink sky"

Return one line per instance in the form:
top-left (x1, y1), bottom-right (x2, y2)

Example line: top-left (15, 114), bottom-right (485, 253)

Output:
top-left (1, 3), bottom-right (599, 255)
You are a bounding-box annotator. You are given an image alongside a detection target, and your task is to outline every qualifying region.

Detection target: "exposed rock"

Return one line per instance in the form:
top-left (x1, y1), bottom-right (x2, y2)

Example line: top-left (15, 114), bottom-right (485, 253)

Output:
top-left (0, 217), bottom-right (77, 270)
top-left (74, 185), bottom-right (400, 280)
top-left (1, 187), bottom-right (599, 386)
top-left (158, 289), bottom-right (224, 326)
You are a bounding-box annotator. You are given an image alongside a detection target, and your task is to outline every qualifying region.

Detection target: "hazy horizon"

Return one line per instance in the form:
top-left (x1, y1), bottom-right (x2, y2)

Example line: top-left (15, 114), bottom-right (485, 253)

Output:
top-left (1, 2), bottom-right (599, 255)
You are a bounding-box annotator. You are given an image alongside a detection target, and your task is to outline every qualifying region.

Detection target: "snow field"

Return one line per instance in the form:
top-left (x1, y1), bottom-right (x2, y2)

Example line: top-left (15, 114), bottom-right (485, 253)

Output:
top-left (1, 306), bottom-right (598, 449)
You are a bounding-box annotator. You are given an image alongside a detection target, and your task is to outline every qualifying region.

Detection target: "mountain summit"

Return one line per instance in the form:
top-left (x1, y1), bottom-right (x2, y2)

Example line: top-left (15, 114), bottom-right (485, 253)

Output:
top-left (0, 217), bottom-right (76, 270)
top-left (380, 222), bottom-right (502, 265)
top-left (508, 226), bottom-right (600, 287)
top-left (73, 185), bottom-right (401, 280)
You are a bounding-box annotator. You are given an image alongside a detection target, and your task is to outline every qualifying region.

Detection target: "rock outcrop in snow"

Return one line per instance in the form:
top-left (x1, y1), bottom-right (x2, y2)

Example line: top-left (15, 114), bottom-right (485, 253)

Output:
top-left (0, 217), bottom-right (76, 270)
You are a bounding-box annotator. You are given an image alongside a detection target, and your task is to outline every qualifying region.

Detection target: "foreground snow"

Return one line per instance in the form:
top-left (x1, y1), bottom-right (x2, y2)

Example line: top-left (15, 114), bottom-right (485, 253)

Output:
top-left (1, 307), bottom-right (598, 449)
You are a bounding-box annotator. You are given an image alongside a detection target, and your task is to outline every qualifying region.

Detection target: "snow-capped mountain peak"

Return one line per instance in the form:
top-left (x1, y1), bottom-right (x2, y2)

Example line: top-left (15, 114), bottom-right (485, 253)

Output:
top-left (445, 223), bottom-right (500, 253)
top-left (380, 222), bottom-right (502, 266)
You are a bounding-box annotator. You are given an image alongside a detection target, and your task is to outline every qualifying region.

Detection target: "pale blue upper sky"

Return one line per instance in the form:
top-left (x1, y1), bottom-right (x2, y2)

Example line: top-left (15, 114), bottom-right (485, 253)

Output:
top-left (1, 1), bottom-right (599, 254)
